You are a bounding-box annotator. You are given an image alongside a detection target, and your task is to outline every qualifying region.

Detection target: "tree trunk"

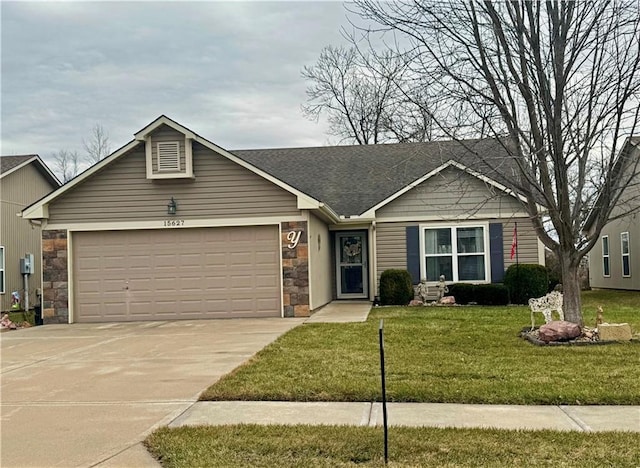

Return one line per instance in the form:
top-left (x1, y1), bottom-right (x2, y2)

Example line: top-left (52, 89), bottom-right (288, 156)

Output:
top-left (559, 253), bottom-right (583, 326)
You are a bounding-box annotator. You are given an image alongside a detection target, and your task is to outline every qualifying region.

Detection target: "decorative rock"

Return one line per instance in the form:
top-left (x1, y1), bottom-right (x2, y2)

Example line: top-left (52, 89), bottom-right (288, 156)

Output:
top-left (409, 300), bottom-right (424, 307)
top-left (538, 321), bottom-right (582, 343)
top-left (440, 296), bottom-right (456, 305)
top-left (599, 323), bottom-right (632, 341)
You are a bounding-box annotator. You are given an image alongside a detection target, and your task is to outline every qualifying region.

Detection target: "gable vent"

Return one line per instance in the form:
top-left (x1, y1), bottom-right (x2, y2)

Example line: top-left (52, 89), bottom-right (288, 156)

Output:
top-left (157, 141), bottom-right (180, 171)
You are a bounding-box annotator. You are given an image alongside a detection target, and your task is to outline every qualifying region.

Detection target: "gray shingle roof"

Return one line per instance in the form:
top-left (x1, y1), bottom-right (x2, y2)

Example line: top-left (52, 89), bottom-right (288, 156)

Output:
top-left (232, 139), bottom-right (519, 216)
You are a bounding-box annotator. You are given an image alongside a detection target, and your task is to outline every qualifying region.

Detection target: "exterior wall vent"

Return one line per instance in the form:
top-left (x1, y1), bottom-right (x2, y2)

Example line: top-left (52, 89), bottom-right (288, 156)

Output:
top-left (157, 141), bottom-right (180, 172)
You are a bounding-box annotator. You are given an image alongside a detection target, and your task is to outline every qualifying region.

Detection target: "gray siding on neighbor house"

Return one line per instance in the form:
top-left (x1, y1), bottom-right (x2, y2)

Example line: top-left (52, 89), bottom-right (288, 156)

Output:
top-left (150, 124), bottom-right (187, 175)
top-left (375, 218), bottom-right (540, 288)
top-left (377, 167), bottom-right (524, 220)
top-left (1, 163), bottom-right (56, 311)
top-left (590, 214), bottom-right (640, 290)
top-left (47, 141), bottom-right (300, 224)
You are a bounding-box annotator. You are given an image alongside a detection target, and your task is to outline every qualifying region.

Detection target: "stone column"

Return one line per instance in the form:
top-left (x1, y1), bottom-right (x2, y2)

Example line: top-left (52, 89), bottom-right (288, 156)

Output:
top-left (41, 230), bottom-right (69, 324)
top-left (281, 221), bottom-right (309, 317)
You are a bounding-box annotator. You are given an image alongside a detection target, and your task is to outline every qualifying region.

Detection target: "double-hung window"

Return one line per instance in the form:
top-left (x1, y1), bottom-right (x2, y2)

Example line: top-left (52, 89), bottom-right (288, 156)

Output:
top-left (621, 232), bottom-right (631, 277)
top-left (602, 236), bottom-right (610, 277)
top-left (421, 225), bottom-right (488, 282)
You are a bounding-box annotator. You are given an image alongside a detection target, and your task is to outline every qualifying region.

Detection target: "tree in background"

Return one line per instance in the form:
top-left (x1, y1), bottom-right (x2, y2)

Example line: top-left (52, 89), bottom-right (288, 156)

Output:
top-left (302, 45), bottom-right (439, 144)
top-left (344, 0), bottom-right (640, 325)
top-left (51, 123), bottom-right (111, 183)
top-left (82, 123), bottom-right (111, 164)
top-left (51, 149), bottom-right (80, 183)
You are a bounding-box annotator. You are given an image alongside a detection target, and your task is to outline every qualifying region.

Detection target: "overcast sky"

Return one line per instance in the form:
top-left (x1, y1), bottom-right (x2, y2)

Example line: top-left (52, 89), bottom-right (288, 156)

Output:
top-left (1, 1), bottom-right (361, 167)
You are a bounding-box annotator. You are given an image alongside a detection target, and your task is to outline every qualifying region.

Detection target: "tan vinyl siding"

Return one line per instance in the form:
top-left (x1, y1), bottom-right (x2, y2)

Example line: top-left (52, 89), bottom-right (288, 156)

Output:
top-left (590, 215), bottom-right (640, 290)
top-left (376, 222), bottom-right (412, 286)
top-left (150, 124), bottom-right (187, 175)
top-left (308, 213), bottom-right (332, 310)
top-left (502, 220), bottom-right (540, 267)
top-left (0, 164), bottom-right (56, 311)
top-left (47, 142), bottom-right (300, 223)
top-left (375, 218), bottom-right (540, 289)
top-left (377, 167), bottom-right (523, 220)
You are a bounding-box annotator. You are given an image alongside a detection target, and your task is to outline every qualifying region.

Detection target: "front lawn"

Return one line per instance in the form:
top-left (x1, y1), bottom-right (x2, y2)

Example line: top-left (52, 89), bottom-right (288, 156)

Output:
top-left (145, 424), bottom-right (640, 467)
top-left (201, 290), bottom-right (640, 405)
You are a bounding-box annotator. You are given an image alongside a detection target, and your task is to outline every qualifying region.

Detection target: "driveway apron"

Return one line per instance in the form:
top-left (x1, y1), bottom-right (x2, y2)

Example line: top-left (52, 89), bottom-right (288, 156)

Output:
top-left (1, 318), bottom-right (303, 467)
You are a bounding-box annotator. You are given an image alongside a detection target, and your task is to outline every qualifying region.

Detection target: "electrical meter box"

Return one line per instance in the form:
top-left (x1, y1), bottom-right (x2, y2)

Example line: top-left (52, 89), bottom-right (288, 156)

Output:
top-left (20, 253), bottom-right (35, 275)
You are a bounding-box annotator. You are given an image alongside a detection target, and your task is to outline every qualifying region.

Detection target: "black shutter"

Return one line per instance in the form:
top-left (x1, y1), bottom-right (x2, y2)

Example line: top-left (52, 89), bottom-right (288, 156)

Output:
top-left (489, 223), bottom-right (504, 283)
top-left (406, 226), bottom-right (420, 284)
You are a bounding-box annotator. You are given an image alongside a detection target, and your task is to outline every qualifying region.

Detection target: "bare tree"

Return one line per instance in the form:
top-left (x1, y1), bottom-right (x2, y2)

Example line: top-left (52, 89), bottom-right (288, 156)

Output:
top-left (302, 45), bottom-right (438, 144)
top-left (353, 0), bottom-right (640, 324)
top-left (82, 123), bottom-right (111, 164)
top-left (52, 149), bottom-right (80, 183)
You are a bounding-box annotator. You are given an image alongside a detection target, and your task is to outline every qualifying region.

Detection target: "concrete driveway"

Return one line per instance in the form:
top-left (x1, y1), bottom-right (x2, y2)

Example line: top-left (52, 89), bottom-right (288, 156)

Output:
top-left (1, 318), bottom-right (304, 467)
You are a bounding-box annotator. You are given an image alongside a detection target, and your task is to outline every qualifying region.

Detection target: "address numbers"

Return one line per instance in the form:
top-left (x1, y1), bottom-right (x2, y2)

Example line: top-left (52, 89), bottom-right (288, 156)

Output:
top-left (163, 219), bottom-right (185, 227)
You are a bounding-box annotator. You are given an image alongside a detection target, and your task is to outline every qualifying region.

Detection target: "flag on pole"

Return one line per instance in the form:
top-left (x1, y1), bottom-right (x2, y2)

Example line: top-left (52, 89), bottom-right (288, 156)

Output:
top-left (510, 224), bottom-right (518, 260)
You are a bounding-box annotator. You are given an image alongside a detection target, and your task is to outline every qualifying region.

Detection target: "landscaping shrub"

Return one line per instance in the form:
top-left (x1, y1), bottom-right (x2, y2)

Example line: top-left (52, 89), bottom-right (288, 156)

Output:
top-left (379, 269), bottom-right (414, 305)
top-left (504, 263), bottom-right (548, 304)
top-left (447, 283), bottom-right (476, 305)
top-left (475, 284), bottom-right (510, 306)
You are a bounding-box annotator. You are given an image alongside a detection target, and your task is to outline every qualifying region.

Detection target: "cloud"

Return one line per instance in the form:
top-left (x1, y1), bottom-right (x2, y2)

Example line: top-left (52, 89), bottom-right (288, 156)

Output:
top-left (1, 1), bottom-right (351, 165)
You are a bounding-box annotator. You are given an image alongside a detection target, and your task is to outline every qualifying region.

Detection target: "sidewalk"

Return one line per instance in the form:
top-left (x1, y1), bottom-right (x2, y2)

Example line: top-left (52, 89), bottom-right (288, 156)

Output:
top-left (169, 401), bottom-right (640, 432)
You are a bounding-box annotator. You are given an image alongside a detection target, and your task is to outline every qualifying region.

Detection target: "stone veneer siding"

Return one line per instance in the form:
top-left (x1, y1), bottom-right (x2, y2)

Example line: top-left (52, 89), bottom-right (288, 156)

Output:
top-left (281, 221), bottom-right (309, 317)
top-left (42, 230), bottom-right (69, 324)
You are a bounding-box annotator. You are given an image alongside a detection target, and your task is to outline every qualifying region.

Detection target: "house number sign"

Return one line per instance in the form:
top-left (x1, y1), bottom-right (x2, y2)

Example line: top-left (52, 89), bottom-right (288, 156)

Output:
top-left (163, 219), bottom-right (185, 227)
top-left (286, 230), bottom-right (302, 249)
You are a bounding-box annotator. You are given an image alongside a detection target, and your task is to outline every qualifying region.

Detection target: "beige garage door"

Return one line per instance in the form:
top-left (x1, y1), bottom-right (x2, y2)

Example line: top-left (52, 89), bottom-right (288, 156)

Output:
top-left (73, 226), bottom-right (281, 322)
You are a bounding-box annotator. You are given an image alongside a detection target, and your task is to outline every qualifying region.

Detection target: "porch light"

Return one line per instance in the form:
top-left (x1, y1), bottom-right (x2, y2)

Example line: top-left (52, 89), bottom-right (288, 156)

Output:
top-left (167, 197), bottom-right (177, 215)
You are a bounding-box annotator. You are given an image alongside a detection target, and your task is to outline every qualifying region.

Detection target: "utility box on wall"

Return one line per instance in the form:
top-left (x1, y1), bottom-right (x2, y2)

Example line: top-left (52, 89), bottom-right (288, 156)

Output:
top-left (20, 253), bottom-right (35, 275)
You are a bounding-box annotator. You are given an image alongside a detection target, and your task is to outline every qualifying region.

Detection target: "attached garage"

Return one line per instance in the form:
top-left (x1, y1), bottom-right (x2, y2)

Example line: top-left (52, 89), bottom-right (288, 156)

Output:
top-left (72, 226), bottom-right (281, 322)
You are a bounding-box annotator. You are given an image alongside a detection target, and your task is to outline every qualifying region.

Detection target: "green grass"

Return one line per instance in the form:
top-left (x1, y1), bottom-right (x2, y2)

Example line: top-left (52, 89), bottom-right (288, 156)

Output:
top-left (145, 424), bottom-right (640, 467)
top-left (200, 290), bottom-right (640, 405)
top-left (6, 310), bottom-right (35, 326)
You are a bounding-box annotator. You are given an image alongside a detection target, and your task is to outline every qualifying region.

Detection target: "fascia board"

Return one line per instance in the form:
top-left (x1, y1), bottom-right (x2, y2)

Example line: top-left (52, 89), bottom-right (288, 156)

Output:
top-left (1, 157), bottom-right (37, 180)
top-left (364, 161), bottom-right (454, 215)
top-left (2, 156), bottom-right (60, 187)
top-left (364, 159), bottom-right (540, 218)
top-left (22, 140), bottom-right (141, 219)
top-left (134, 115), bottom-right (197, 140)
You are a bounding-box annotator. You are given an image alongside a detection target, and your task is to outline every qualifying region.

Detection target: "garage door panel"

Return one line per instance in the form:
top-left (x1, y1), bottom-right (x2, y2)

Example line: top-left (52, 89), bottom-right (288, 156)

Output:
top-left (73, 226), bottom-right (281, 322)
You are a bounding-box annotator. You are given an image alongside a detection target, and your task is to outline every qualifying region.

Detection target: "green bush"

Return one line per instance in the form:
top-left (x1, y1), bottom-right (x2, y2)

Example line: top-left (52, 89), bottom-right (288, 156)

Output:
top-left (504, 264), bottom-right (548, 304)
top-left (379, 269), bottom-right (414, 306)
top-left (475, 284), bottom-right (510, 306)
top-left (448, 283), bottom-right (476, 305)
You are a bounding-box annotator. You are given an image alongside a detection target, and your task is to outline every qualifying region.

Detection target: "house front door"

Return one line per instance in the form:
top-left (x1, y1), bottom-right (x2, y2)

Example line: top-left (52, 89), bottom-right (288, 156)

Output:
top-left (336, 231), bottom-right (368, 299)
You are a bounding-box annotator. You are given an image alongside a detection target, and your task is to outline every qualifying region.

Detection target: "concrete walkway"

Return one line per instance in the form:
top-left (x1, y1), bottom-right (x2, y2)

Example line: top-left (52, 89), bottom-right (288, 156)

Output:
top-left (304, 301), bottom-right (372, 323)
top-left (171, 401), bottom-right (640, 432)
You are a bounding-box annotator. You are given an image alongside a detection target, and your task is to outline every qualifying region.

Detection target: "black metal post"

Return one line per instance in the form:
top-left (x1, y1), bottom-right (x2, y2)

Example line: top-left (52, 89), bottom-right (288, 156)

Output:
top-left (379, 319), bottom-right (388, 465)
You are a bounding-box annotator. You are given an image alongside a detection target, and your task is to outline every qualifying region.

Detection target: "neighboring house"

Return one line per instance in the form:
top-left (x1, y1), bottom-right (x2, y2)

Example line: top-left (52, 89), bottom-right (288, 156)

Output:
top-left (1, 155), bottom-right (60, 312)
top-left (587, 137), bottom-right (640, 291)
top-left (22, 116), bottom-right (545, 324)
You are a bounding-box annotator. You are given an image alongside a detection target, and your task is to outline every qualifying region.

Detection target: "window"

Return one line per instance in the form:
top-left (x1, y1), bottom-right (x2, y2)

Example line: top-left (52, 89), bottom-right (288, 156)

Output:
top-left (0, 246), bottom-right (4, 294)
top-left (157, 141), bottom-right (180, 171)
top-left (621, 232), bottom-right (631, 277)
top-left (602, 236), bottom-right (610, 277)
top-left (422, 225), bottom-right (488, 282)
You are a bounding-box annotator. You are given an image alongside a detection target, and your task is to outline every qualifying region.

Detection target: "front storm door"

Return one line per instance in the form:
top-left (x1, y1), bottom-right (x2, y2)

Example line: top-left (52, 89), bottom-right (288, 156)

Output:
top-left (336, 232), bottom-right (368, 299)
